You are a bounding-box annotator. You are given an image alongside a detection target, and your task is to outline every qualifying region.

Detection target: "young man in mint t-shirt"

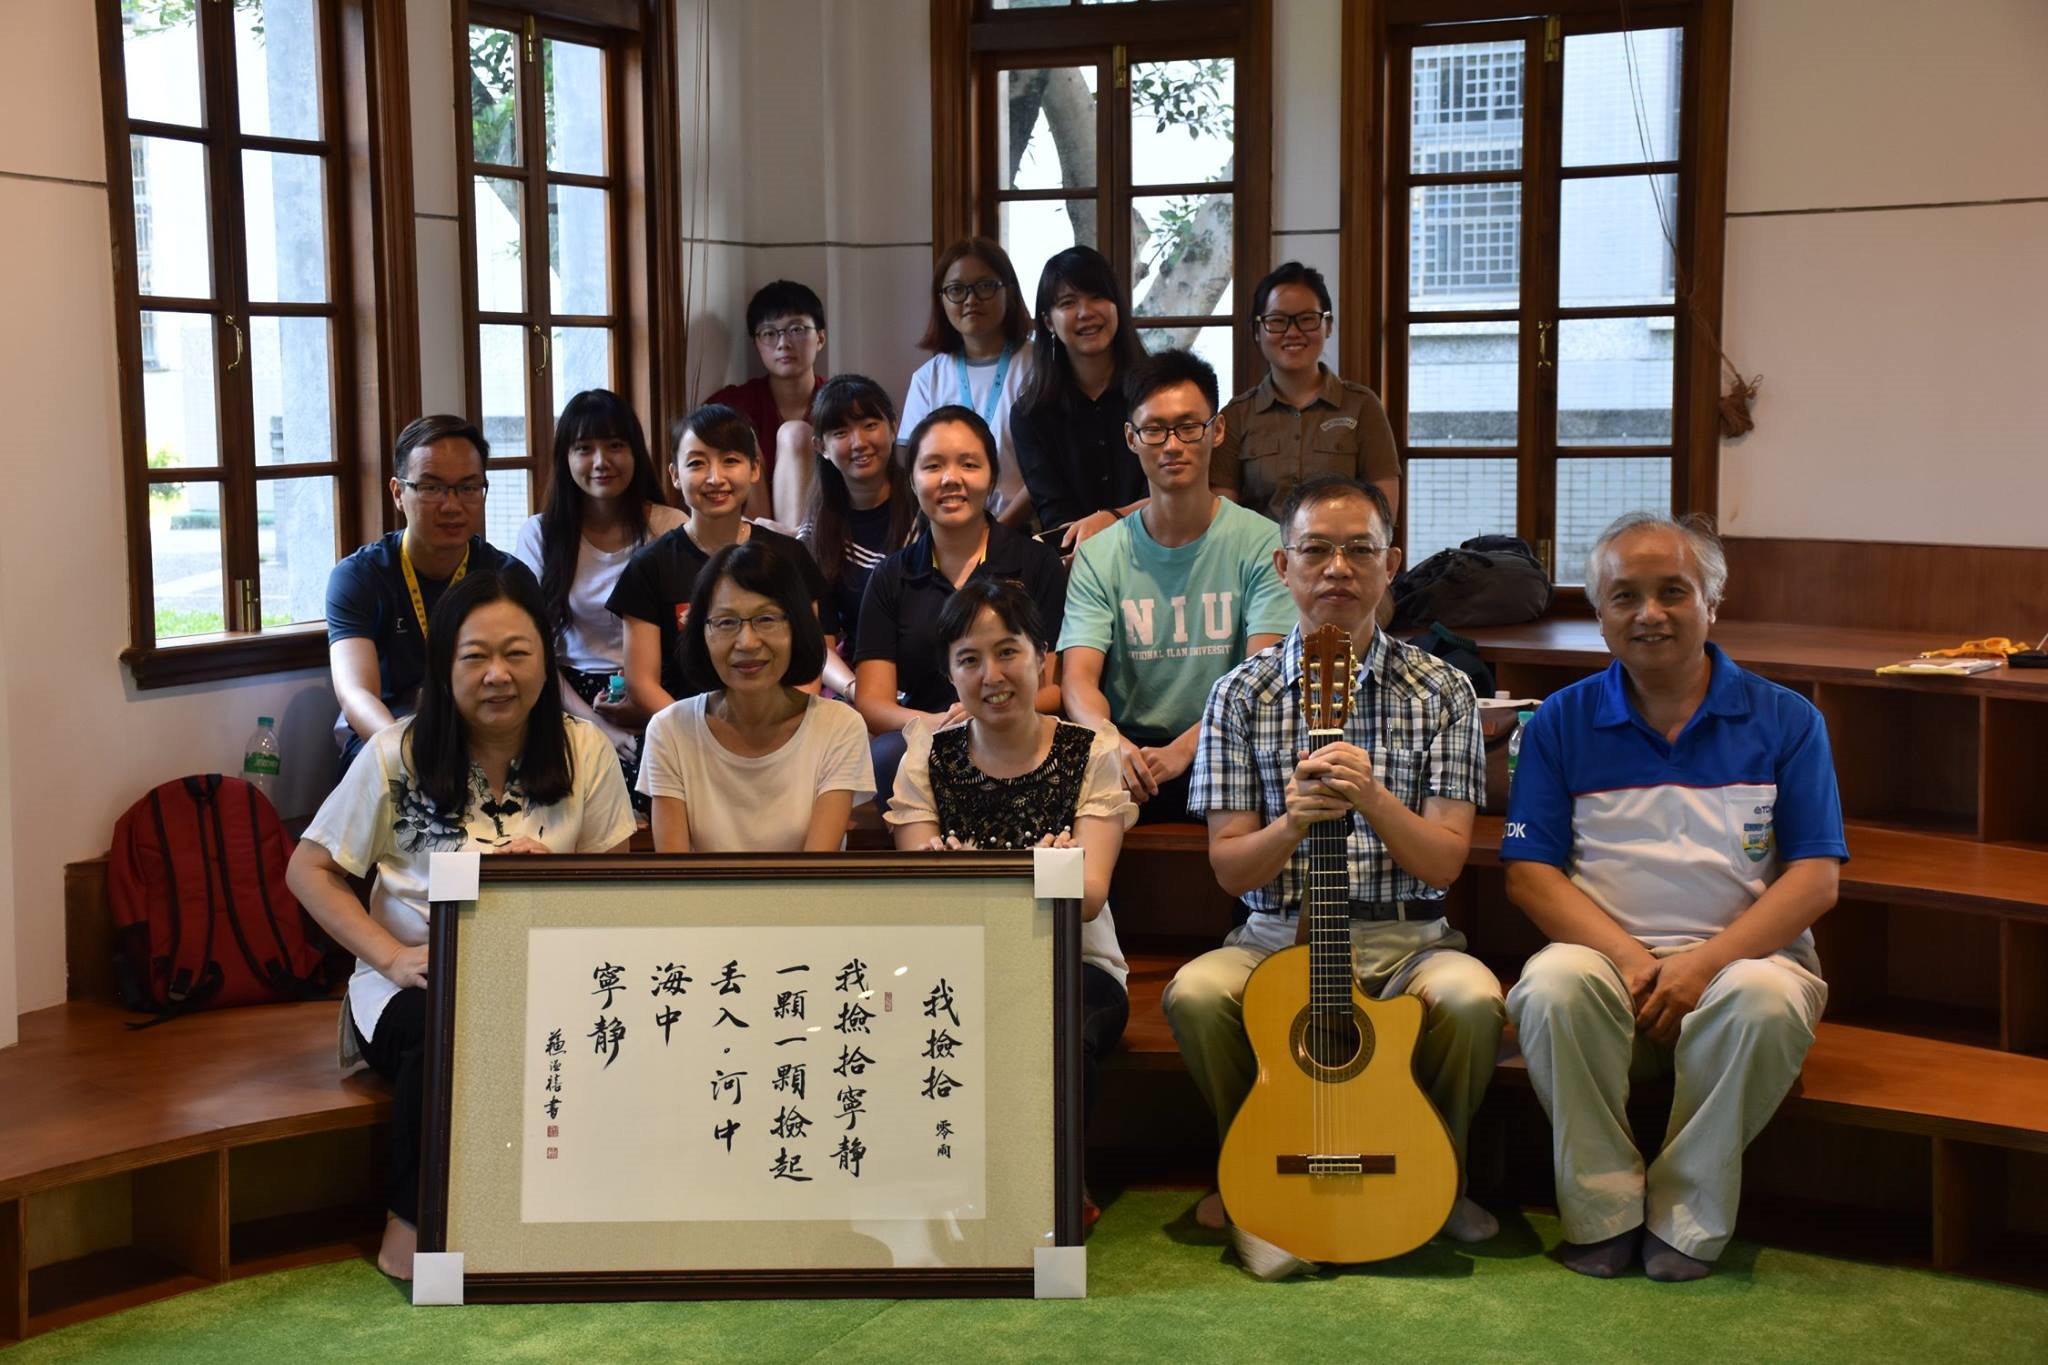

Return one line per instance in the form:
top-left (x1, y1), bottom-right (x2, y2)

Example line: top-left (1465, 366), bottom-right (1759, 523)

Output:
top-left (1060, 348), bottom-right (1296, 823)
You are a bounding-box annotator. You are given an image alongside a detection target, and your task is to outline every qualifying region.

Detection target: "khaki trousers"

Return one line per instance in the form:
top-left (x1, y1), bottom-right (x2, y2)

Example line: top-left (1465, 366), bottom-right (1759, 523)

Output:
top-left (1161, 915), bottom-right (1505, 1162)
top-left (1505, 941), bottom-right (1827, 1261)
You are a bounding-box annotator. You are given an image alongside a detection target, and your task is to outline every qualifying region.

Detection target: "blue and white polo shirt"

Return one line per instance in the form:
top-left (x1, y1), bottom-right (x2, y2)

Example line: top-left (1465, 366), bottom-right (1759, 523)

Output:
top-left (1500, 643), bottom-right (1847, 964)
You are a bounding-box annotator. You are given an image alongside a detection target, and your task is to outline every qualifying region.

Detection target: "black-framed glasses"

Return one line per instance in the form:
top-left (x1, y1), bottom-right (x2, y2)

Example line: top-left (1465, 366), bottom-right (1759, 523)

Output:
top-left (1284, 538), bottom-right (1386, 568)
top-left (1256, 310), bottom-right (1330, 337)
top-left (1127, 414), bottom-right (1220, 446)
top-left (397, 478), bottom-right (489, 504)
top-left (752, 322), bottom-right (817, 344)
top-left (939, 278), bottom-right (1005, 305)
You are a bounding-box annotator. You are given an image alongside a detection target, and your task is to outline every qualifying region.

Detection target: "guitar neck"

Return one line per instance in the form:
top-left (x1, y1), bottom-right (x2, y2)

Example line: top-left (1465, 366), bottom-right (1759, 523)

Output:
top-left (1303, 726), bottom-right (1352, 1014)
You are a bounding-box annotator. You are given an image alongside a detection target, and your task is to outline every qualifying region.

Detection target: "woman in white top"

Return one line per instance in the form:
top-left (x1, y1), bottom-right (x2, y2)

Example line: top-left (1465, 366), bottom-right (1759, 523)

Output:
top-left (639, 539), bottom-right (875, 851)
top-left (898, 237), bottom-right (1034, 527)
top-left (512, 388), bottom-right (685, 785)
top-left (287, 569), bottom-right (637, 1280)
top-left (885, 578), bottom-right (1134, 1222)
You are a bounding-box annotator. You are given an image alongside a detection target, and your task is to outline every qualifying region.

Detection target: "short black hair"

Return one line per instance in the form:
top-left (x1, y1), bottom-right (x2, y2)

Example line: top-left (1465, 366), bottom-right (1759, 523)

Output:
top-left (746, 280), bottom-right (826, 335)
top-left (394, 414), bottom-right (489, 480)
top-left (678, 539), bottom-right (827, 692)
top-left (1251, 260), bottom-right (1332, 319)
top-left (935, 577), bottom-right (1050, 658)
top-left (809, 374), bottom-right (897, 436)
top-left (671, 402), bottom-right (761, 465)
top-left (904, 404), bottom-right (1002, 494)
top-left (1278, 475), bottom-right (1395, 546)
top-left (1122, 347), bottom-right (1219, 418)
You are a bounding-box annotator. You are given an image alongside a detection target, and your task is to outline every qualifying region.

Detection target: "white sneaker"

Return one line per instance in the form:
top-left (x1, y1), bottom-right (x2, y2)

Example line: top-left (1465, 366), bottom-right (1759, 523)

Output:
top-left (1231, 1224), bottom-right (1322, 1281)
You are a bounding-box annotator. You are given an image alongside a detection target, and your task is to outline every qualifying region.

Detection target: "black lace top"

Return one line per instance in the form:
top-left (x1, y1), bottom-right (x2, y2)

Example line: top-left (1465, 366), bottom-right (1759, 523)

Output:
top-left (929, 721), bottom-right (1096, 849)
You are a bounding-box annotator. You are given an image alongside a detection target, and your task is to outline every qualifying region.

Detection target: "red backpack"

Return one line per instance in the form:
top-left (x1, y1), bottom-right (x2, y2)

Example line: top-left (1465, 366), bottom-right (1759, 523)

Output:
top-left (109, 774), bottom-right (333, 1018)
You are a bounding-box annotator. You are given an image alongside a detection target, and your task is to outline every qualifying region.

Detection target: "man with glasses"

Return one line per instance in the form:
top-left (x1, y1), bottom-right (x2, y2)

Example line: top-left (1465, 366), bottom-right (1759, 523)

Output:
top-left (1059, 349), bottom-right (1295, 823)
top-left (706, 279), bottom-right (828, 526)
top-left (1165, 473), bottom-right (1502, 1278)
top-left (1212, 263), bottom-right (1401, 529)
top-left (325, 414), bottom-right (535, 773)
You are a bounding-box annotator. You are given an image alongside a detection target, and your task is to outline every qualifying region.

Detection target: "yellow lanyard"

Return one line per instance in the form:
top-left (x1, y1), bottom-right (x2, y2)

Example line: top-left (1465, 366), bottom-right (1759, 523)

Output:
top-left (400, 538), bottom-right (469, 642)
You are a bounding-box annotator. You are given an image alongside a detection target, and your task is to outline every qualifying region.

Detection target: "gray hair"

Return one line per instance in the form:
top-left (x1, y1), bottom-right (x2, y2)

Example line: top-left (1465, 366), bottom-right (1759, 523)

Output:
top-left (1584, 510), bottom-right (1728, 608)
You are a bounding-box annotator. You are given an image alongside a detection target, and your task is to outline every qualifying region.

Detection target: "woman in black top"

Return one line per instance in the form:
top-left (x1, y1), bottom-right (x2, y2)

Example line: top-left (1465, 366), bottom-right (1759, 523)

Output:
top-left (1009, 245), bottom-right (1149, 552)
top-left (800, 375), bottom-right (916, 675)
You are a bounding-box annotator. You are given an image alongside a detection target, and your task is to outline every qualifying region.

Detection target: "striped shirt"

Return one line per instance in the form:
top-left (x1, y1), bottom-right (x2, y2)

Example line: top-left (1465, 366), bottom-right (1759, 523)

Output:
top-left (1188, 625), bottom-right (1484, 915)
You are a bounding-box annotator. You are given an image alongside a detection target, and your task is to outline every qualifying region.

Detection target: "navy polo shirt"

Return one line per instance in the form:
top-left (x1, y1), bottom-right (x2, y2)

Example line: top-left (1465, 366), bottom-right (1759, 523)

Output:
top-left (325, 531), bottom-right (533, 712)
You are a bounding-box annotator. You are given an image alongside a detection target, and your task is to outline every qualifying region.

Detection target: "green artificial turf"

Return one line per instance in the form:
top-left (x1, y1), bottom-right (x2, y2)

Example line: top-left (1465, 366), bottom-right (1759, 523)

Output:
top-left (12, 1191), bottom-right (2045, 1364)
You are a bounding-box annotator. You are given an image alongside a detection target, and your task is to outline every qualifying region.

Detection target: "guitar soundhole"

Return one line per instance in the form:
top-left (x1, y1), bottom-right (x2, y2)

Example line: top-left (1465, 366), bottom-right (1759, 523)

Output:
top-left (1289, 1006), bottom-right (1375, 1081)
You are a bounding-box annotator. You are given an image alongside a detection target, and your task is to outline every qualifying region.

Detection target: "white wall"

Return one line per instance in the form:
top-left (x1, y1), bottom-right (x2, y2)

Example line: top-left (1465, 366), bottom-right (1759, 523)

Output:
top-left (0, 4), bottom-right (340, 1026)
top-left (1270, 0), bottom-right (1344, 338)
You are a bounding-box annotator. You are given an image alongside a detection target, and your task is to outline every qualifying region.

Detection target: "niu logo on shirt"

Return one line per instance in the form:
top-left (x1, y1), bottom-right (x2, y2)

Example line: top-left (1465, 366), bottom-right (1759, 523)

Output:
top-left (673, 603), bottom-right (691, 630)
top-left (1120, 592), bottom-right (1235, 647)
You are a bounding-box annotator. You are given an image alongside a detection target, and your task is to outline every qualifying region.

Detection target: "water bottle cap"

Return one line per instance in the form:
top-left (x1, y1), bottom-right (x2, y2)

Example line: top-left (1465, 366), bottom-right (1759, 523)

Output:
top-left (1517, 709), bottom-right (1535, 722)
top-left (258, 716), bottom-right (275, 726)
top-left (1494, 689), bottom-right (1510, 699)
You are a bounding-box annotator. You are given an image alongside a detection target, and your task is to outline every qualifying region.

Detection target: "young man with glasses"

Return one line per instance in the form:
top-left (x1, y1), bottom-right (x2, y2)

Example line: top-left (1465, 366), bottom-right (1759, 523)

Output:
top-left (1059, 349), bottom-right (1295, 823)
top-left (706, 279), bottom-right (829, 527)
top-left (1165, 473), bottom-right (1502, 1278)
top-left (325, 414), bottom-right (536, 773)
top-left (1211, 262), bottom-right (1401, 528)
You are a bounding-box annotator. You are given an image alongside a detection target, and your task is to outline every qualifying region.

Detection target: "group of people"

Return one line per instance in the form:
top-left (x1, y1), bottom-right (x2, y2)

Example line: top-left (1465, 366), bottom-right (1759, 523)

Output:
top-left (290, 242), bottom-right (1847, 1293)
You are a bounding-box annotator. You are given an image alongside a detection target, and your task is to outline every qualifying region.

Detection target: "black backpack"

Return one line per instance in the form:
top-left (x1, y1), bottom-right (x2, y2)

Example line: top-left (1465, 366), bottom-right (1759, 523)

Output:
top-left (1390, 534), bottom-right (1552, 632)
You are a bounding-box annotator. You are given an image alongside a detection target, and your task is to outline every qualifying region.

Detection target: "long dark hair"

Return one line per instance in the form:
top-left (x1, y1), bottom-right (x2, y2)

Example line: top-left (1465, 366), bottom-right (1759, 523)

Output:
top-left (1015, 245), bottom-right (1146, 419)
top-left (408, 569), bottom-right (574, 819)
top-left (537, 389), bottom-right (666, 639)
top-left (917, 237), bottom-right (1030, 355)
top-left (803, 375), bottom-right (916, 589)
top-left (678, 541), bottom-right (828, 693)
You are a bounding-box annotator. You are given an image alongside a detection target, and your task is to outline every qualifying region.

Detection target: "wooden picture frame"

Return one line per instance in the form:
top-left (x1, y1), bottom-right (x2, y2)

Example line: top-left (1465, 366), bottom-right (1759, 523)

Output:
top-left (419, 852), bottom-right (1083, 1300)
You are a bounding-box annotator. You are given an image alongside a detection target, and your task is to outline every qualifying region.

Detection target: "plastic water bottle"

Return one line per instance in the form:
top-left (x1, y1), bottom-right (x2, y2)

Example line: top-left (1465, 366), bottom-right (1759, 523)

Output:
top-left (242, 716), bottom-right (282, 805)
top-left (1506, 709), bottom-right (1534, 788)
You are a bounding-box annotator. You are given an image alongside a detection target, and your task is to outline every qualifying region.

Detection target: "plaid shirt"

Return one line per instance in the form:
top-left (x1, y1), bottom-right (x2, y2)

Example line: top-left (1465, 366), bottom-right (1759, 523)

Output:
top-left (1188, 625), bottom-right (1484, 915)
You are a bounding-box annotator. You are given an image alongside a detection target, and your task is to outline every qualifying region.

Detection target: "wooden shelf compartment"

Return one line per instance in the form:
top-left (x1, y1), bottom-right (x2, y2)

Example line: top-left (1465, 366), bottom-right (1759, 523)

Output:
top-left (1933, 1141), bottom-right (2048, 1289)
top-left (1813, 683), bottom-right (1982, 836)
top-left (1981, 697), bottom-right (2048, 845)
top-left (227, 1128), bottom-right (384, 1275)
top-left (22, 1154), bottom-right (226, 1336)
top-left (1812, 899), bottom-right (2003, 1051)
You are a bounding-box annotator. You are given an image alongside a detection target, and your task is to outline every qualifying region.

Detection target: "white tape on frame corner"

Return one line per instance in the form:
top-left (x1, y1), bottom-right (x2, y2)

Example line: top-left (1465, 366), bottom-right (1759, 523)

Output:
top-left (1032, 845), bottom-right (1084, 901)
top-left (428, 850), bottom-right (481, 903)
top-left (411, 1251), bottom-right (465, 1306)
top-left (1033, 1245), bottom-right (1087, 1298)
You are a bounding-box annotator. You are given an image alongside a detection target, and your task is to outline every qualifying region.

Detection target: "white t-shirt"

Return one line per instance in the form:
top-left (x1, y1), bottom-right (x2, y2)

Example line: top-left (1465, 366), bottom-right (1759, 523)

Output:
top-left (885, 718), bottom-right (1135, 988)
top-left (636, 693), bottom-right (875, 851)
top-left (899, 349), bottom-right (1031, 509)
top-left (512, 504), bottom-right (686, 673)
top-left (303, 716), bottom-right (638, 1047)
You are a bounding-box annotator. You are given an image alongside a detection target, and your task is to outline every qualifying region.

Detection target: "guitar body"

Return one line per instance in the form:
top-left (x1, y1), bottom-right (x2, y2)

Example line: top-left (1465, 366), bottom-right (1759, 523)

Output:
top-left (1217, 944), bottom-right (1460, 1264)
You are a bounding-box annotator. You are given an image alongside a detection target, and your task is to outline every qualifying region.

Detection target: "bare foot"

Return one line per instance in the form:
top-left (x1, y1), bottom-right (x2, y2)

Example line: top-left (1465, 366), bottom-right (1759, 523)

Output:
top-left (378, 1214), bottom-right (417, 1280)
top-left (1194, 1189), bottom-right (1227, 1230)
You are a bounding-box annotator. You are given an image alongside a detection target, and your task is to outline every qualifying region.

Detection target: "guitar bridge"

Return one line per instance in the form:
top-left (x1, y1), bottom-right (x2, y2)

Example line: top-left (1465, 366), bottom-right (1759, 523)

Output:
top-left (1276, 1154), bottom-right (1397, 1176)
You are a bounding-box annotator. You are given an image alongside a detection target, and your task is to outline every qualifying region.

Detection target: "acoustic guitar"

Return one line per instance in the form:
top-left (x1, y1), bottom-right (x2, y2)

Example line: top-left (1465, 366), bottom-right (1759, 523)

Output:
top-left (1216, 623), bottom-right (1459, 1263)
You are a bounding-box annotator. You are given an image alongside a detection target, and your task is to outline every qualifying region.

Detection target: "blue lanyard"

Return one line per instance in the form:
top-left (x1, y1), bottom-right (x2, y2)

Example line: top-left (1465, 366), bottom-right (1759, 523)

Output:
top-left (952, 346), bottom-right (1014, 426)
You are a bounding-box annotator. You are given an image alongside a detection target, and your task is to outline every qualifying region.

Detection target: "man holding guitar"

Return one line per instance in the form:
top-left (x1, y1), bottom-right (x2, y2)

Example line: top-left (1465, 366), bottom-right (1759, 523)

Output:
top-left (1166, 475), bottom-right (1503, 1279)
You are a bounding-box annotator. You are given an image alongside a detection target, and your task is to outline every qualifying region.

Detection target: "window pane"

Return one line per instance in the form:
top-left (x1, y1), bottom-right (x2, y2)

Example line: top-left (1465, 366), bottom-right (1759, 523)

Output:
top-left (481, 466), bottom-right (530, 550)
top-left (998, 67), bottom-right (1097, 192)
top-left (1138, 324), bottom-right (1235, 405)
top-left (549, 186), bottom-right (610, 315)
top-left (1129, 59), bottom-right (1234, 187)
top-left (132, 137), bottom-right (211, 299)
top-left (141, 311), bottom-right (220, 469)
top-left (998, 198), bottom-right (1096, 275)
top-left (1559, 174), bottom-right (1675, 309)
top-left (1405, 459), bottom-right (1517, 567)
top-left (1563, 28), bottom-right (1682, 167)
top-left (545, 39), bottom-right (606, 174)
top-left (470, 25), bottom-right (521, 166)
top-left (1407, 322), bottom-right (1516, 448)
top-left (122, 4), bottom-right (203, 127)
top-left (475, 177), bottom-right (525, 312)
top-left (1409, 183), bottom-right (1520, 312)
top-left (249, 316), bottom-right (333, 466)
top-left (150, 481), bottom-right (227, 639)
top-left (479, 324), bottom-right (529, 462)
top-left (1132, 194), bottom-right (1232, 320)
top-left (257, 476), bottom-right (338, 625)
top-left (242, 151), bottom-right (328, 303)
top-left (1410, 41), bottom-right (1524, 174)
top-left (1556, 457), bottom-right (1670, 585)
top-left (551, 328), bottom-right (612, 414)
top-left (236, 1), bottom-right (322, 142)
top-left (1557, 318), bottom-right (1673, 446)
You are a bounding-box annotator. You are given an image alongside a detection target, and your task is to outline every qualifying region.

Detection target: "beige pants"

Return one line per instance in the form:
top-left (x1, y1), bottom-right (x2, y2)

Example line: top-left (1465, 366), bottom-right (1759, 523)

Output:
top-left (1505, 941), bottom-right (1827, 1261)
top-left (1161, 914), bottom-right (1505, 1162)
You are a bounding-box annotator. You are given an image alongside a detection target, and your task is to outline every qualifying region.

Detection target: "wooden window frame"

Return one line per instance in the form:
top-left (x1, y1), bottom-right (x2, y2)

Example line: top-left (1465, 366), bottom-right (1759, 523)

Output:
top-left (96, 0), bottom-right (411, 689)
top-left (1344, 0), bottom-right (1730, 596)
top-left (936, 0), bottom-right (1272, 391)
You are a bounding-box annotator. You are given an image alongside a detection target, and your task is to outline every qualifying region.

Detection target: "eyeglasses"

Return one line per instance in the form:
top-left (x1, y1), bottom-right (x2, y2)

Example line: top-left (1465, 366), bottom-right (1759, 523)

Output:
top-left (705, 612), bottom-right (792, 639)
top-left (1256, 311), bottom-right (1330, 337)
top-left (1128, 415), bottom-right (1219, 446)
top-left (1285, 538), bottom-right (1387, 568)
top-left (753, 323), bottom-right (817, 345)
top-left (398, 478), bottom-right (489, 504)
top-left (939, 278), bottom-right (1005, 305)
